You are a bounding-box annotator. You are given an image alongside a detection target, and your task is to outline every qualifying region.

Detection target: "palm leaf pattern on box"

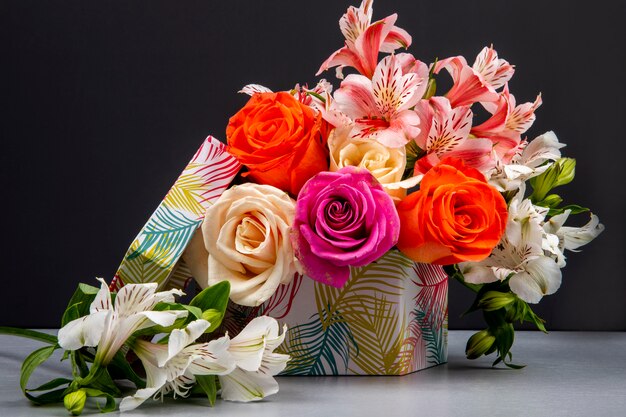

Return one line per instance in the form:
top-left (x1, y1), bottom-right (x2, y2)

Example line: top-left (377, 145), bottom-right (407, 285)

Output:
top-left (397, 264), bottom-right (448, 372)
top-left (163, 170), bottom-right (217, 218)
top-left (313, 250), bottom-right (413, 375)
top-left (347, 295), bottom-right (408, 374)
top-left (396, 318), bottom-right (426, 372)
top-left (412, 263), bottom-right (448, 330)
top-left (119, 206), bottom-right (201, 285)
top-left (114, 136), bottom-right (240, 288)
top-left (414, 308), bottom-right (447, 365)
top-left (279, 308), bottom-right (356, 375)
top-left (226, 250), bottom-right (448, 375)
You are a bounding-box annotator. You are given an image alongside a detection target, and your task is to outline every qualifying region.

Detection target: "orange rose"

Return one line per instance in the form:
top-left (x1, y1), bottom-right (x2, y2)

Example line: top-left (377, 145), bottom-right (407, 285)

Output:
top-left (226, 92), bottom-right (329, 196)
top-left (397, 157), bottom-right (508, 265)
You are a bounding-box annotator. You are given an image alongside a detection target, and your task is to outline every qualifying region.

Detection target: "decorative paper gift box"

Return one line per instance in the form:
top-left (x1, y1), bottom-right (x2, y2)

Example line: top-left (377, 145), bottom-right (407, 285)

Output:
top-left (113, 137), bottom-right (448, 375)
top-left (224, 251), bottom-right (448, 375)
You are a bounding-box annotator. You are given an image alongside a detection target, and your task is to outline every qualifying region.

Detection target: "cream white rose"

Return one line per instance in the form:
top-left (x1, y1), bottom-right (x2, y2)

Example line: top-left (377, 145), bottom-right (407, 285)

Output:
top-left (183, 183), bottom-right (299, 307)
top-left (328, 127), bottom-right (421, 199)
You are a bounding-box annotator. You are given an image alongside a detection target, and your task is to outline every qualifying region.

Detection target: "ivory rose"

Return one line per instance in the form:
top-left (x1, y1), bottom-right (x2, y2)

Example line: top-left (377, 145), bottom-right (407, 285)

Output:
top-left (328, 127), bottom-right (421, 199)
top-left (186, 183), bottom-right (300, 307)
top-left (397, 157), bottom-right (508, 265)
top-left (291, 167), bottom-right (400, 288)
top-left (226, 92), bottom-right (329, 196)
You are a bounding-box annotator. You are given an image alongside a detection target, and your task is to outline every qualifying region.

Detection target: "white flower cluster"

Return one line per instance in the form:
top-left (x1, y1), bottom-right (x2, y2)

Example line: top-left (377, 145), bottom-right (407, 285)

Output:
top-left (58, 280), bottom-right (289, 412)
top-left (461, 133), bottom-right (604, 303)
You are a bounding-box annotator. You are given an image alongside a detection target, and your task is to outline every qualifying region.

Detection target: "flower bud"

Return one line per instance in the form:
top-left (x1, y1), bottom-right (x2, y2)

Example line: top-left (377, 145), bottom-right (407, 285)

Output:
top-left (477, 291), bottom-right (517, 311)
top-left (64, 390), bottom-right (87, 416)
top-left (553, 158), bottom-right (576, 188)
top-left (466, 330), bottom-right (496, 360)
top-left (540, 194), bottom-right (563, 208)
top-left (530, 158), bottom-right (576, 202)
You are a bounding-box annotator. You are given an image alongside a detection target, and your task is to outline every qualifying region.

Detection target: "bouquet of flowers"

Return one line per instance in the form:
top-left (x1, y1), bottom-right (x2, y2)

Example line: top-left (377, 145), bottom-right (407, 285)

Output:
top-left (2, 0), bottom-right (603, 414)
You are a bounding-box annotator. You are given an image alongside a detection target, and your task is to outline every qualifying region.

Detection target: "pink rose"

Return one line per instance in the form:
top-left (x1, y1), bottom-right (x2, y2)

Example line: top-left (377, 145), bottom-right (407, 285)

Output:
top-left (291, 167), bottom-right (400, 288)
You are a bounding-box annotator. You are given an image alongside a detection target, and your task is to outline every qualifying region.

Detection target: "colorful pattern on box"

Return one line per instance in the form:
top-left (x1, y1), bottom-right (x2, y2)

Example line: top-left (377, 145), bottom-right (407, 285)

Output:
top-left (112, 136), bottom-right (240, 290)
top-left (225, 250), bottom-right (448, 375)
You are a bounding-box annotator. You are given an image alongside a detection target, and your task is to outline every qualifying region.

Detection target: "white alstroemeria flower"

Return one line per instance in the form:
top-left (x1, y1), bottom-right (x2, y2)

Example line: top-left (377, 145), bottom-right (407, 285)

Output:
top-left (119, 319), bottom-right (236, 412)
top-left (219, 316), bottom-right (290, 402)
top-left (460, 193), bottom-right (562, 304)
top-left (542, 209), bottom-right (604, 267)
top-left (58, 278), bottom-right (187, 366)
top-left (488, 131), bottom-right (565, 192)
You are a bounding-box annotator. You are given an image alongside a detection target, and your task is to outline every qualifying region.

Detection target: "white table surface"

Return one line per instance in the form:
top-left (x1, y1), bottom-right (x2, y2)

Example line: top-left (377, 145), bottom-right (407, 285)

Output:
top-left (1, 330), bottom-right (625, 417)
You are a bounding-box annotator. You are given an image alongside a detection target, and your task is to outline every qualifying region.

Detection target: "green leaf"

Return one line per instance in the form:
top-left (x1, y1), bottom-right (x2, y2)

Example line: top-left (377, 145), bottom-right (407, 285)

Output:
top-left (190, 281), bottom-right (230, 312)
top-left (25, 388), bottom-right (67, 405)
top-left (0, 327), bottom-right (57, 344)
top-left (132, 302), bottom-right (191, 337)
top-left (195, 375), bottom-right (217, 407)
top-left (20, 344), bottom-right (65, 404)
top-left (81, 388), bottom-right (117, 413)
top-left (62, 283), bottom-right (100, 326)
top-left (183, 305), bottom-right (204, 320)
top-left (548, 204), bottom-right (590, 216)
top-left (503, 360), bottom-right (526, 370)
top-left (21, 345), bottom-right (57, 392)
top-left (561, 204), bottom-right (590, 214)
top-left (109, 351), bottom-right (146, 389)
top-left (189, 281), bottom-right (231, 331)
top-left (153, 302), bottom-right (201, 318)
top-left (88, 368), bottom-right (121, 397)
top-left (523, 304), bottom-right (548, 333)
top-left (62, 304), bottom-right (82, 327)
top-left (27, 377), bottom-right (72, 392)
top-left (202, 309), bottom-right (224, 333)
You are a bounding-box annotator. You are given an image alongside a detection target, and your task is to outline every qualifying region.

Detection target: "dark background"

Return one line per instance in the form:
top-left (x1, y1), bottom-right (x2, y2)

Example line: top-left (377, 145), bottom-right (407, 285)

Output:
top-left (2, 0), bottom-right (624, 330)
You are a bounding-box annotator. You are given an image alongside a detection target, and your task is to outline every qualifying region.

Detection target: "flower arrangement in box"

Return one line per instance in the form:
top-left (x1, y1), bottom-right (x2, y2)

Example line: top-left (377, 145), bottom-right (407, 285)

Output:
top-left (1, 0), bottom-right (604, 414)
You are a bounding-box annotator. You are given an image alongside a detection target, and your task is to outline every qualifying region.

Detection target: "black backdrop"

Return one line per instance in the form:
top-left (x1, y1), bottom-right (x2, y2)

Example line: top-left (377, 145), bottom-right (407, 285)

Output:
top-left (2, 0), bottom-right (625, 330)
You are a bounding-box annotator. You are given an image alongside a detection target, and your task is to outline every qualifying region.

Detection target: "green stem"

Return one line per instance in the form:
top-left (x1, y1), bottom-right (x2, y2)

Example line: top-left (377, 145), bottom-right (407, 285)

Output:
top-left (69, 363), bottom-right (105, 392)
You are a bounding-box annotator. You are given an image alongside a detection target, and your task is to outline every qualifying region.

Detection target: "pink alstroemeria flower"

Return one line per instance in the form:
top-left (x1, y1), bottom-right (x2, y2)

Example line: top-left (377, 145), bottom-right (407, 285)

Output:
top-left (472, 84), bottom-right (542, 163)
top-left (435, 46), bottom-right (515, 107)
top-left (317, 0), bottom-right (412, 79)
top-left (334, 53), bottom-right (428, 148)
top-left (413, 97), bottom-right (495, 175)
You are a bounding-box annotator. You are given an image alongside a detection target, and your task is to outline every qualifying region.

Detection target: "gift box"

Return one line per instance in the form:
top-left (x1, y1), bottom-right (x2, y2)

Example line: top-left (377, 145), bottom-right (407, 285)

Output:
top-left (224, 250), bottom-right (448, 375)
top-left (114, 138), bottom-right (448, 375)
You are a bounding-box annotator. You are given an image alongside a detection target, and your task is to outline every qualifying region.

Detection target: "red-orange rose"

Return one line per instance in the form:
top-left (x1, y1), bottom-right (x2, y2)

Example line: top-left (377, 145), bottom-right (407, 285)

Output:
top-left (226, 92), bottom-right (329, 196)
top-left (397, 157), bottom-right (508, 265)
